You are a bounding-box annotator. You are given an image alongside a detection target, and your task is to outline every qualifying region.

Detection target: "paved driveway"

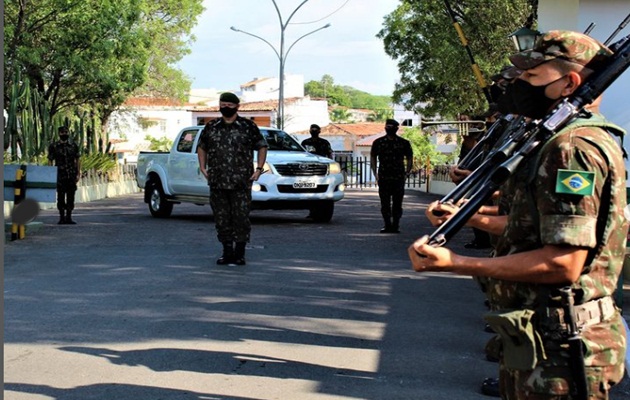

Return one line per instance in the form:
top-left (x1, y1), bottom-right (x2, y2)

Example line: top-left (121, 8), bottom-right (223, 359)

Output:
top-left (4, 189), bottom-right (629, 399)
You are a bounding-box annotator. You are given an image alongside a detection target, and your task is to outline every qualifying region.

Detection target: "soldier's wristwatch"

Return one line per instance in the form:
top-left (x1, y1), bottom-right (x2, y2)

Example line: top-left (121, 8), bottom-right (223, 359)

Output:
top-left (256, 167), bottom-right (264, 171)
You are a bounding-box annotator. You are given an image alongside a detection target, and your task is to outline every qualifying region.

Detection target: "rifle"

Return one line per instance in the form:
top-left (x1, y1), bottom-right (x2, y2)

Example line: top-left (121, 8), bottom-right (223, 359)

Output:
top-left (434, 114), bottom-right (527, 212)
top-left (559, 287), bottom-right (588, 400)
top-left (424, 33), bottom-right (630, 248)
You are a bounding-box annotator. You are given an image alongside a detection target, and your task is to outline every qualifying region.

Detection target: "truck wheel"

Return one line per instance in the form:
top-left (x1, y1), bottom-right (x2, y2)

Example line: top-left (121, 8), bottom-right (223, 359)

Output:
top-left (309, 201), bottom-right (334, 222)
top-left (147, 181), bottom-right (173, 218)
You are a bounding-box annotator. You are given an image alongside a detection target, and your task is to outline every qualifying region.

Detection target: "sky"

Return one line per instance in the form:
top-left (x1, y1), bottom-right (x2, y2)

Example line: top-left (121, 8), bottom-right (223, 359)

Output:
top-left (177, 0), bottom-right (402, 96)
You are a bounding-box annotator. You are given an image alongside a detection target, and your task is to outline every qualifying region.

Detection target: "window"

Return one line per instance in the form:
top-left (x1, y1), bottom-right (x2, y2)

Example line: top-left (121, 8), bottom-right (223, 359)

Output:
top-left (176, 129), bottom-right (199, 153)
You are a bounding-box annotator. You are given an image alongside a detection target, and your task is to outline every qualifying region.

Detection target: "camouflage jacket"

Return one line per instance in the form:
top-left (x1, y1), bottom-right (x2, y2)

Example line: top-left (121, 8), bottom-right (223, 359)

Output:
top-left (371, 135), bottom-right (413, 181)
top-left (488, 113), bottom-right (627, 367)
top-left (47, 140), bottom-right (80, 185)
top-left (197, 116), bottom-right (268, 189)
top-left (301, 136), bottom-right (332, 157)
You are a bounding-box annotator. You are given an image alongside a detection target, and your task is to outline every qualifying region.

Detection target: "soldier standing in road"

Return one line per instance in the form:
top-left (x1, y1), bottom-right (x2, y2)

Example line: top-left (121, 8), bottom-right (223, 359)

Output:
top-left (48, 126), bottom-right (81, 224)
top-left (410, 31), bottom-right (627, 399)
top-left (301, 124), bottom-right (333, 158)
top-left (197, 92), bottom-right (268, 266)
top-left (370, 119), bottom-right (413, 233)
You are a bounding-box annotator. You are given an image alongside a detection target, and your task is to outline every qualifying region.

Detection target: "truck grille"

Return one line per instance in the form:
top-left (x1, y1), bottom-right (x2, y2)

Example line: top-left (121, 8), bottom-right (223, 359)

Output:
top-left (277, 185), bottom-right (328, 193)
top-left (274, 163), bottom-right (328, 176)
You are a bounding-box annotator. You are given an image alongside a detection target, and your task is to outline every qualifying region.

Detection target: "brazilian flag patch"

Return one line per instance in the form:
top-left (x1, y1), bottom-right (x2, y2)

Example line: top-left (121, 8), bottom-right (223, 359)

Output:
top-left (555, 169), bottom-right (595, 196)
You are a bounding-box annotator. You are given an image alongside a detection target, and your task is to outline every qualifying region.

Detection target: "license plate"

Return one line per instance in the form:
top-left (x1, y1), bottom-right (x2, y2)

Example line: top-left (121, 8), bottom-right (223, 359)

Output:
top-left (293, 181), bottom-right (317, 189)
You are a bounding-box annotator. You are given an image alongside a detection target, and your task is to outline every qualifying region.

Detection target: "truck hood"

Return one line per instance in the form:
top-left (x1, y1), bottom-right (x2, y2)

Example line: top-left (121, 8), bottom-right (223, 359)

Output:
top-left (266, 151), bottom-right (335, 164)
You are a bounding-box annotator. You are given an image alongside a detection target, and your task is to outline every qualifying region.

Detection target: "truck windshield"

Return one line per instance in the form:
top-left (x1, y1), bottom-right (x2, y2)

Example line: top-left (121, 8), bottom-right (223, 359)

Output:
top-left (261, 129), bottom-right (304, 151)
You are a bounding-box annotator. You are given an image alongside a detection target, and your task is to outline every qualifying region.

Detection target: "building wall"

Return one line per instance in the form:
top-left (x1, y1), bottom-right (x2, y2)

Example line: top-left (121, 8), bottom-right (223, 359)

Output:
top-left (283, 98), bottom-right (330, 133)
top-left (538, 0), bottom-right (629, 133)
top-left (108, 108), bottom-right (193, 143)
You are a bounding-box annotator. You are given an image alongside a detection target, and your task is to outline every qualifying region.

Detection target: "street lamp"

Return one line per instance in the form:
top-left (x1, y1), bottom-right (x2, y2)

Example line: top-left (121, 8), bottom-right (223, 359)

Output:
top-left (230, 0), bottom-right (331, 129)
top-left (508, 27), bottom-right (542, 52)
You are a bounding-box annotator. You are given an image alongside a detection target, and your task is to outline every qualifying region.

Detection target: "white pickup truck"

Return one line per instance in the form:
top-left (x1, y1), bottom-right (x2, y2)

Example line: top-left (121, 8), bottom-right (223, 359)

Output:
top-left (136, 125), bottom-right (346, 222)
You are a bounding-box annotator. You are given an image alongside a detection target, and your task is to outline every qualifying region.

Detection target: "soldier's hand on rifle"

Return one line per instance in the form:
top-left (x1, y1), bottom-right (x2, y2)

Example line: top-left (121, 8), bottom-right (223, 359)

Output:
top-left (425, 201), bottom-right (459, 226)
top-left (449, 166), bottom-right (471, 184)
top-left (408, 235), bottom-right (456, 272)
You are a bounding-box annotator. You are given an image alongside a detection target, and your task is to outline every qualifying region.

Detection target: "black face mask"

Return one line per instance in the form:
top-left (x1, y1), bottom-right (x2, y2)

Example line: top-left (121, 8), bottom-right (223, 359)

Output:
top-left (220, 106), bottom-right (237, 118)
top-left (385, 127), bottom-right (398, 136)
top-left (59, 134), bottom-right (69, 141)
top-left (496, 85), bottom-right (517, 115)
top-left (508, 76), bottom-right (566, 119)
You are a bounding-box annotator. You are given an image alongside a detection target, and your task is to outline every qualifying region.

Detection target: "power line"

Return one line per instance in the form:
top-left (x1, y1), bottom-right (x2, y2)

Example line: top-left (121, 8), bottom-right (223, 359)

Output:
top-left (289, 0), bottom-right (351, 25)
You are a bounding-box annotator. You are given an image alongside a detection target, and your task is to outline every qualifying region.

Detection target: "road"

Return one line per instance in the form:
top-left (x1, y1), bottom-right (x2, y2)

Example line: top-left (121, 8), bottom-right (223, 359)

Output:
top-left (4, 189), bottom-right (630, 399)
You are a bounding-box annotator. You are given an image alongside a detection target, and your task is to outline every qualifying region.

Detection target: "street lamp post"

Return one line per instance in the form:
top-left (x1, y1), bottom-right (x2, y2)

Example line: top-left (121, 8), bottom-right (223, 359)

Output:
top-left (231, 0), bottom-right (331, 129)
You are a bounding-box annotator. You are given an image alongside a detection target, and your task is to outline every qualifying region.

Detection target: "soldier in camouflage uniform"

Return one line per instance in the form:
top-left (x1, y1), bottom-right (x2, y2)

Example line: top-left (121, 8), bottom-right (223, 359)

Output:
top-left (370, 119), bottom-right (413, 233)
top-left (48, 126), bottom-right (81, 224)
top-left (409, 31), bottom-right (627, 399)
top-left (197, 92), bottom-right (268, 266)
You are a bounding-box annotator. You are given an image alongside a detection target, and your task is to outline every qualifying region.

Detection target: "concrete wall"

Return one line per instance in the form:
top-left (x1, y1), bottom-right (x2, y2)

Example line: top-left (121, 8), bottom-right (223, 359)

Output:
top-left (4, 180), bottom-right (140, 219)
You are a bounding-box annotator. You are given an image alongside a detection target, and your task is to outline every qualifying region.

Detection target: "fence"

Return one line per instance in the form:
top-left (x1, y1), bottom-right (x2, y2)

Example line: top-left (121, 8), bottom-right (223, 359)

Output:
top-left (335, 155), bottom-right (428, 189)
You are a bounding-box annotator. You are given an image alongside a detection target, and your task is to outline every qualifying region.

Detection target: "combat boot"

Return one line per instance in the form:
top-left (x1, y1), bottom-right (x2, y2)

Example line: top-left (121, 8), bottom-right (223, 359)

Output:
top-left (391, 218), bottom-right (400, 233)
top-left (216, 242), bottom-right (234, 265)
top-left (380, 218), bottom-right (392, 233)
top-left (233, 242), bottom-right (247, 265)
top-left (66, 210), bottom-right (77, 224)
top-left (58, 210), bottom-right (66, 224)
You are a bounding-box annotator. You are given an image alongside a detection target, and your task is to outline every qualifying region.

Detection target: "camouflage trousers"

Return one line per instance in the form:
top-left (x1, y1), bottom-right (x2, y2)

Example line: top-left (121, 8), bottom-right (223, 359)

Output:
top-left (209, 187), bottom-right (252, 243)
top-left (499, 353), bottom-right (624, 399)
top-left (378, 179), bottom-right (405, 220)
top-left (56, 182), bottom-right (77, 211)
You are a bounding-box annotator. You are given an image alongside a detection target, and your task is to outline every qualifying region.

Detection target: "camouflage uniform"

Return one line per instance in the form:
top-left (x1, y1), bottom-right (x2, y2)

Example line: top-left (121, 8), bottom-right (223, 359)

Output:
top-left (197, 116), bottom-right (268, 243)
top-left (47, 140), bottom-right (80, 213)
top-left (371, 135), bottom-right (413, 224)
top-left (301, 136), bottom-right (332, 158)
top-left (487, 115), bottom-right (628, 399)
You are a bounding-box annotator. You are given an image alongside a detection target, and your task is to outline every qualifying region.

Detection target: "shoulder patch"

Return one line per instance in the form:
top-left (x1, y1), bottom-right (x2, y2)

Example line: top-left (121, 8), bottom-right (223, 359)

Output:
top-left (555, 169), bottom-right (594, 196)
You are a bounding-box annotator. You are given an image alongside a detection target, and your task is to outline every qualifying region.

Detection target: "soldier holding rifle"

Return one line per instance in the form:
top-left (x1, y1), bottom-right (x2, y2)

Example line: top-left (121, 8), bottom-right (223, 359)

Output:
top-left (410, 31), bottom-right (627, 399)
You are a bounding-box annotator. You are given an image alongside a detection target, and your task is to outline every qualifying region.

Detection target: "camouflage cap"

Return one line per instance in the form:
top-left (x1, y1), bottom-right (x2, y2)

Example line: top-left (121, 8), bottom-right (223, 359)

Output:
top-left (509, 30), bottom-right (612, 70)
top-left (491, 65), bottom-right (523, 82)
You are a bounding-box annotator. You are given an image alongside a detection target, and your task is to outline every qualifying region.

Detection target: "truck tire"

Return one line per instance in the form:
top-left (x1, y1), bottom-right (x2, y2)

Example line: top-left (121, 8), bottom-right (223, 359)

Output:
top-left (309, 201), bottom-right (334, 223)
top-left (147, 180), bottom-right (173, 218)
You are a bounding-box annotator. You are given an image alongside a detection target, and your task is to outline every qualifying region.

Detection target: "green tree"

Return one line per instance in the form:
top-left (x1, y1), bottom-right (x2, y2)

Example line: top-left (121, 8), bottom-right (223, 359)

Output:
top-left (4, 0), bottom-right (204, 135)
top-left (377, 0), bottom-right (536, 118)
top-left (401, 127), bottom-right (446, 170)
top-left (330, 107), bottom-right (352, 123)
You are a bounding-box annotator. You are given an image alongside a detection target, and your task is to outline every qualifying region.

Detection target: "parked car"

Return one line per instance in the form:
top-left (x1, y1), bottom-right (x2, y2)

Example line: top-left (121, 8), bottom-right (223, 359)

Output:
top-left (136, 126), bottom-right (346, 222)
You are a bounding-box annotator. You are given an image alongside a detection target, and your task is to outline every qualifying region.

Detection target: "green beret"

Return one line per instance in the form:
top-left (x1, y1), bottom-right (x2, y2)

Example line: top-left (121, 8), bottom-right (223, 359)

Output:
top-left (219, 92), bottom-right (240, 104)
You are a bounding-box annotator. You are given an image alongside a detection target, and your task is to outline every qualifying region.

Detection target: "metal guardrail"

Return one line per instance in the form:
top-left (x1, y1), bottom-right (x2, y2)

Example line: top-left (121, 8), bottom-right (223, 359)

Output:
top-left (334, 155), bottom-right (428, 189)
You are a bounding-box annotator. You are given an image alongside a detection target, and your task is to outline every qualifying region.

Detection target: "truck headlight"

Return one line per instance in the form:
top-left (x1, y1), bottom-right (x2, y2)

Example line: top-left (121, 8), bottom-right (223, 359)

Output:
top-left (329, 162), bottom-right (341, 175)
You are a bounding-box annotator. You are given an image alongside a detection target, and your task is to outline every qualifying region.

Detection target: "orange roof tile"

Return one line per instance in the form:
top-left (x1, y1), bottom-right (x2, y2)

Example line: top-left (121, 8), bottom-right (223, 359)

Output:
top-left (241, 77), bottom-right (273, 87)
top-left (123, 97), bottom-right (188, 107)
top-left (189, 97), bottom-right (302, 112)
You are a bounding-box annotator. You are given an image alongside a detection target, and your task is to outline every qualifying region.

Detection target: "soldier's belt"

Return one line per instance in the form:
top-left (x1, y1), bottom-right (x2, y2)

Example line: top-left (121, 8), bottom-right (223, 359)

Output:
top-left (542, 296), bottom-right (617, 331)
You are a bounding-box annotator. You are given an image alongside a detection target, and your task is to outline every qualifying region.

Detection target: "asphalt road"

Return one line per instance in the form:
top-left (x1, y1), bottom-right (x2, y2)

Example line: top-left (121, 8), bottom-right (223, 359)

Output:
top-left (4, 189), bottom-right (630, 400)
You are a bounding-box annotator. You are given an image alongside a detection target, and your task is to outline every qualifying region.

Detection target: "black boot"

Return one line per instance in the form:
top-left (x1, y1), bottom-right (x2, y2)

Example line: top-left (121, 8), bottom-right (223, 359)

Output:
top-left (66, 210), bottom-right (77, 224)
top-left (380, 218), bottom-right (392, 233)
top-left (216, 242), bottom-right (234, 265)
top-left (391, 218), bottom-right (400, 233)
top-left (58, 210), bottom-right (66, 224)
top-left (233, 242), bottom-right (247, 265)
